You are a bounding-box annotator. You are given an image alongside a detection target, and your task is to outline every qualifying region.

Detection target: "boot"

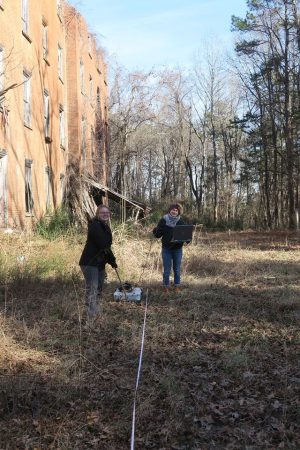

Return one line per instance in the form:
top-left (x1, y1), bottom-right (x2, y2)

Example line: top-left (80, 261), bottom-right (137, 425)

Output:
top-left (162, 286), bottom-right (171, 296)
top-left (174, 285), bottom-right (184, 293)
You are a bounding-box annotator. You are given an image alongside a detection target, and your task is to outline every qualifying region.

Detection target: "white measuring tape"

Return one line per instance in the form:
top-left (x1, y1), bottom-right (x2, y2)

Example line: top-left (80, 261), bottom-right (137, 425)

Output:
top-left (130, 288), bottom-right (149, 450)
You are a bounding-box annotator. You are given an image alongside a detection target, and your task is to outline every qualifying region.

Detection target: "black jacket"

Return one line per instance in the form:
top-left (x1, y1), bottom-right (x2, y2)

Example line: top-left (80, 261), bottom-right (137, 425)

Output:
top-left (79, 218), bottom-right (116, 268)
top-left (153, 217), bottom-right (185, 249)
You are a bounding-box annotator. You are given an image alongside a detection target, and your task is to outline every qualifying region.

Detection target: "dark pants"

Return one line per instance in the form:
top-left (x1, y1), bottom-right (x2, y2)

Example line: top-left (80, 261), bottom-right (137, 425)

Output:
top-left (162, 247), bottom-right (183, 287)
top-left (80, 266), bottom-right (106, 317)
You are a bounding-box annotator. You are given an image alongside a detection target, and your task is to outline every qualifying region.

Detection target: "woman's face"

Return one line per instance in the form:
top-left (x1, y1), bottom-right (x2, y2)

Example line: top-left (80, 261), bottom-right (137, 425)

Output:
top-left (169, 207), bottom-right (179, 217)
top-left (97, 207), bottom-right (110, 222)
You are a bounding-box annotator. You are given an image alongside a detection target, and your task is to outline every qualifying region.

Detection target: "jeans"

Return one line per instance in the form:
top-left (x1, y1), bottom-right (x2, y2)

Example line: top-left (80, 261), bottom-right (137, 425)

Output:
top-left (162, 247), bottom-right (183, 287)
top-left (80, 266), bottom-right (106, 317)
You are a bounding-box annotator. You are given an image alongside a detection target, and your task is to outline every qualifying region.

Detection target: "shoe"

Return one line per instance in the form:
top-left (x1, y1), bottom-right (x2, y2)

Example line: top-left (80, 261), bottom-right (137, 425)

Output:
top-left (174, 285), bottom-right (184, 293)
top-left (83, 316), bottom-right (95, 330)
top-left (162, 286), bottom-right (171, 297)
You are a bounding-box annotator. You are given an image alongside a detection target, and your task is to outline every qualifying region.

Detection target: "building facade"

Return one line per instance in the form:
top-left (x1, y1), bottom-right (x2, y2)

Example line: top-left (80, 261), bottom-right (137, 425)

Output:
top-left (0, 0), bottom-right (108, 228)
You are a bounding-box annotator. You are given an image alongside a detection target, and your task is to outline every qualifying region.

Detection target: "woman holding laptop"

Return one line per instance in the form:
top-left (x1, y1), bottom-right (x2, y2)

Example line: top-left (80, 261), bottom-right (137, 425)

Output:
top-left (153, 203), bottom-right (191, 293)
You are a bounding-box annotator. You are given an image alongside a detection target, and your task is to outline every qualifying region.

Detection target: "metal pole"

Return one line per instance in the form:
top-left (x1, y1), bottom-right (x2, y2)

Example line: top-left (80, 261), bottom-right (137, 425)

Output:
top-left (115, 268), bottom-right (128, 301)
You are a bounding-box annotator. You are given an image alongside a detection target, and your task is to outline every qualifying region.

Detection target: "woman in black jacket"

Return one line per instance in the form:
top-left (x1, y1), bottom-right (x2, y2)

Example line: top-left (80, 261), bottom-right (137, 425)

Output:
top-left (79, 205), bottom-right (117, 323)
top-left (153, 203), bottom-right (185, 292)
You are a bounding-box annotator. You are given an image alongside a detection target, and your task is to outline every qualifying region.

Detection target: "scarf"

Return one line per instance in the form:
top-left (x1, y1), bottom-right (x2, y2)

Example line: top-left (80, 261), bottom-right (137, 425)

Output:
top-left (164, 213), bottom-right (181, 228)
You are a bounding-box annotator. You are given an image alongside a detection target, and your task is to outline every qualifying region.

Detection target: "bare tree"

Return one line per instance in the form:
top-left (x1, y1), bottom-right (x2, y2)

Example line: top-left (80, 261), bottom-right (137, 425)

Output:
top-left (109, 65), bottom-right (157, 197)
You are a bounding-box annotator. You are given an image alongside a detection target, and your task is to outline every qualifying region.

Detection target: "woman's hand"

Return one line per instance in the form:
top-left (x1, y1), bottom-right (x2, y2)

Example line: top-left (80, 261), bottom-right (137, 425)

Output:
top-left (104, 248), bottom-right (118, 268)
top-left (110, 261), bottom-right (118, 269)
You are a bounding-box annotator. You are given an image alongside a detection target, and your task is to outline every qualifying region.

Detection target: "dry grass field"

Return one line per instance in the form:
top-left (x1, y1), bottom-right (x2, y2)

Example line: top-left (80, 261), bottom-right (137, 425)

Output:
top-left (0, 227), bottom-right (299, 449)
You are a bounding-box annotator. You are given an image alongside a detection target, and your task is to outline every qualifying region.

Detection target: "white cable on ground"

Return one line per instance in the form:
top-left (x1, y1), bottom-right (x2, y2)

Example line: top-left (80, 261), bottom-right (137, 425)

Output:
top-left (130, 288), bottom-right (149, 450)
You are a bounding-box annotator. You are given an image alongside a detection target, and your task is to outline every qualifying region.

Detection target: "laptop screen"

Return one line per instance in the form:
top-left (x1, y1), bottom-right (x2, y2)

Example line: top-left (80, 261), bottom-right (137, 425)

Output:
top-left (171, 225), bottom-right (194, 242)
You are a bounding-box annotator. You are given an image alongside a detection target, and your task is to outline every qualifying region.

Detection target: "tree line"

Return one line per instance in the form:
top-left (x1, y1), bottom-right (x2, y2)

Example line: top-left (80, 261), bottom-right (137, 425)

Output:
top-left (108, 0), bottom-right (300, 229)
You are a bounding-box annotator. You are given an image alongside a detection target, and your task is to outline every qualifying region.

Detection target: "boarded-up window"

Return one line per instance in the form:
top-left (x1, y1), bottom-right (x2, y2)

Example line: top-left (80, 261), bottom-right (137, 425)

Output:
top-left (25, 159), bottom-right (33, 214)
top-left (42, 19), bottom-right (48, 60)
top-left (0, 47), bottom-right (4, 91)
top-left (96, 86), bottom-right (101, 112)
top-left (81, 116), bottom-right (86, 164)
top-left (80, 60), bottom-right (84, 94)
top-left (60, 173), bottom-right (65, 202)
top-left (58, 44), bottom-right (63, 79)
top-left (45, 166), bottom-right (53, 211)
top-left (89, 75), bottom-right (93, 102)
top-left (91, 126), bottom-right (95, 159)
top-left (57, 0), bottom-right (62, 18)
top-left (44, 89), bottom-right (50, 138)
top-left (59, 104), bottom-right (65, 148)
top-left (88, 35), bottom-right (92, 56)
top-left (0, 151), bottom-right (8, 227)
top-left (21, 0), bottom-right (29, 34)
top-left (23, 70), bottom-right (31, 127)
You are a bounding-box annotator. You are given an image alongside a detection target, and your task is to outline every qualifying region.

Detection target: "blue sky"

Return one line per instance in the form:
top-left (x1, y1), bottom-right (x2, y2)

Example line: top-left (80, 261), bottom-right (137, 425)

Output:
top-left (71, 0), bottom-right (248, 70)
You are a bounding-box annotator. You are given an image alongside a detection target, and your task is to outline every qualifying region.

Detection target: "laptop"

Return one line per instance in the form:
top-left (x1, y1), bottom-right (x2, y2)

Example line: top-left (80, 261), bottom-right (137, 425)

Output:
top-left (171, 225), bottom-right (194, 243)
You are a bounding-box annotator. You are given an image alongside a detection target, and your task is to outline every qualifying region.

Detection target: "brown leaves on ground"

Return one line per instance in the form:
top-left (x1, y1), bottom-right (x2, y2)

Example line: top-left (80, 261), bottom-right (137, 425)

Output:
top-left (0, 230), bottom-right (299, 449)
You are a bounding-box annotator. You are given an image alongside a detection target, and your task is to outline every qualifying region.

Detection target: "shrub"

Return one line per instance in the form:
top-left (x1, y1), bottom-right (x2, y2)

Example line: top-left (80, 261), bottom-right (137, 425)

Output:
top-left (35, 207), bottom-right (74, 240)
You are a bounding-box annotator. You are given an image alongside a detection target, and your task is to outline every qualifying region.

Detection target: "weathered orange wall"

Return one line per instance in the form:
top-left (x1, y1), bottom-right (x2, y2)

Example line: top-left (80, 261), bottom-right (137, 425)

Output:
top-left (0, 0), bottom-right (108, 228)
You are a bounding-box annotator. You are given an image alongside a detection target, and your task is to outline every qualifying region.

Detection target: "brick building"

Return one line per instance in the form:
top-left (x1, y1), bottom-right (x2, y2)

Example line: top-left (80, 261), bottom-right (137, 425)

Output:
top-left (0, 0), bottom-right (108, 228)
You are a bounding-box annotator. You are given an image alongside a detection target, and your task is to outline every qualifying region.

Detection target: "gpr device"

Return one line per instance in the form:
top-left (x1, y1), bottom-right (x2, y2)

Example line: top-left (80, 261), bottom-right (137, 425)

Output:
top-left (113, 282), bottom-right (143, 303)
